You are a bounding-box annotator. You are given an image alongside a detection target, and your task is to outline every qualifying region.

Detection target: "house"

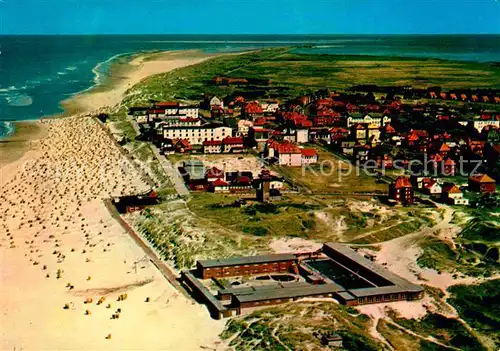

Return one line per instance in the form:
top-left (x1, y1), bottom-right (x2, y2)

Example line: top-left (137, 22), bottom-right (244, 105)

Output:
top-left (441, 184), bottom-right (469, 205)
top-left (376, 154), bottom-right (394, 169)
top-left (381, 123), bottom-right (397, 140)
top-left (468, 174), bottom-right (497, 193)
top-left (389, 177), bottom-right (414, 205)
top-left (309, 128), bottom-right (332, 145)
top-left (352, 124), bottom-right (368, 144)
top-left (182, 160), bottom-right (206, 189)
top-left (113, 190), bottom-right (159, 213)
top-left (340, 140), bottom-right (356, 155)
top-left (160, 138), bottom-right (175, 154)
top-left (209, 178), bottom-right (230, 193)
top-left (282, 126), bottom-right (309, 144)
top-left (244, 101), bottom-right (264, 118)
top-left (354, 145), bottom-right (370, 163)
top-left (410, 175), bottom-right (427, 190)
top-left (301, 148), bottom-right (318, 165)
top-left (266, 140), bottom-right (301, 167)
top-left (229, 175), bottom-right (254, 193)
top-left (203, 140), bottom-right (223, 154)
top-left (237, 119), bottom-right (253, 136)
top-left (277, 142), bottom-right (303, 167)
top-left (152, 102), bottom-right (199, 119)
top-left (223, 137), bottom-right (245, 153)
top-left (206, 167), bottom-right (224, 182)
top-left (443, 158), bottom-right (457, 176)
top-left (321, 333), bottom-right (343, 348)
top-left (173, 139), bottom-right (193, 153)
top-left (463, 119), bottom-right (500, 132)
top-left (261, 100), bottom-right (280, 115)
top-left (423, 179), bottom-right (442, 196)
top-left (437, 143), bottom-right (451, 158)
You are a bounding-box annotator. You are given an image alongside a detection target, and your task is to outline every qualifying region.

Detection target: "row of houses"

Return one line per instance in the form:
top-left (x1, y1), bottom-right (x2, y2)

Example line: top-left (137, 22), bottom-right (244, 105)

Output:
top-left (129, 90), bottom-right (498, 187)
top-left (179, 160), bottom-right (285, 195)
top-left (388, 174), bottom-right (496, 205)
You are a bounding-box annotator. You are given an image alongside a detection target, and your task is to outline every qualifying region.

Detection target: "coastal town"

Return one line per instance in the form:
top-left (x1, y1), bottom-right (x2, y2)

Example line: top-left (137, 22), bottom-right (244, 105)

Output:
top-left (2, 48), bottom-right (500, 351)
top-left (123, 83), bottom-right (498, 206)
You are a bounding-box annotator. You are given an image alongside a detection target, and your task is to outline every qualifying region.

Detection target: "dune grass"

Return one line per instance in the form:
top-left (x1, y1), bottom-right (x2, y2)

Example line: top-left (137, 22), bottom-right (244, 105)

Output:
top-left (123, 48), bottom-right (500, 107)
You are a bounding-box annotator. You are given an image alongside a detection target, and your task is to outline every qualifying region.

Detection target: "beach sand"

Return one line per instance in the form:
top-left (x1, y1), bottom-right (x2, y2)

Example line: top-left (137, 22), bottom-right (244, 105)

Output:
top-left (1, 51), bottom-right (226, 350)
top-left (0, 121), bottom-right (48, 166)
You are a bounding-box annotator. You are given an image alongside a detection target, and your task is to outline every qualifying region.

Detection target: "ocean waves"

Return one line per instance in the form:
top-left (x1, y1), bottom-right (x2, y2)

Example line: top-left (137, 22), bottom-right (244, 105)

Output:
top-left (0, 121), bottom-right (15, 138)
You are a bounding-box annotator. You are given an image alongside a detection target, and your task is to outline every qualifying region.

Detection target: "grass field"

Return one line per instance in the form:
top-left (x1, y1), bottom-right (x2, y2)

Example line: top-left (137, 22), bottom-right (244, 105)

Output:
top-left (123, 48), bottom-right (500, 106)
top-left (275, 148), bottom-right (388, 194)
top-left (220, 302), bottom-right (383, 351)
top-left (187, 192), bottom-right (431, 246)
top-left (448, 280), bottom-right (500, 349)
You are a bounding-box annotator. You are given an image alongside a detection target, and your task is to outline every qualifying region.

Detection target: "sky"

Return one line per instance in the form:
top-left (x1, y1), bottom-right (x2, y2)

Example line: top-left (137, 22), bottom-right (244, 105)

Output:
top-left (1, 0), bottom-right (499, 35)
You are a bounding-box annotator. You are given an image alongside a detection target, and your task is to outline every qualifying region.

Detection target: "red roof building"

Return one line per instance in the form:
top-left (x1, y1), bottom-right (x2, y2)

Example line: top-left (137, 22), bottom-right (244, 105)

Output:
top-left (389, 177), bottom-right (414, 205)
top-left (301, 148), bottom-right (317, 157)
top-left (443, 158), bottom-right (456, 176)
top-left (244, 101), bottom-right (264, 117)
top-left (206, 167), bottom-right (224, 182)
top-left (203, 140), bottom-right (223, 154)
top-left (438, 143), bottom-right (451, 157)
top-left (468, 174), bottom-right (496, 193)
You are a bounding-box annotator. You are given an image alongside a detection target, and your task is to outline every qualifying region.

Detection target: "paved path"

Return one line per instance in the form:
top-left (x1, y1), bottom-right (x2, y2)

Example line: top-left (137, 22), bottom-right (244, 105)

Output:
top-left (150, 145), bottom-right (190, 197)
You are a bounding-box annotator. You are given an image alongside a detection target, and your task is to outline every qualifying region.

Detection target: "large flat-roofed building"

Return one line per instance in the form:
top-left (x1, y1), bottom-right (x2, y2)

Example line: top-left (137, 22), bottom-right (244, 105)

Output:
top-left (162, 124), bottom-right (233, 145)
top-left (197, 253), bottom-right (296, 279)
top-left (183, 243), bottom-right (424, 319)
top-left (233, 283), bottom-right (343, 313)
top-left (322, 243), bottom-right (424, 305)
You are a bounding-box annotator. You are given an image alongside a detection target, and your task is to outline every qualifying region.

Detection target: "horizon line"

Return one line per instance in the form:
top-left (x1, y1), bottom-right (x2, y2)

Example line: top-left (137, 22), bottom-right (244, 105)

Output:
top-left (1, 33), bottom-right (500, 36)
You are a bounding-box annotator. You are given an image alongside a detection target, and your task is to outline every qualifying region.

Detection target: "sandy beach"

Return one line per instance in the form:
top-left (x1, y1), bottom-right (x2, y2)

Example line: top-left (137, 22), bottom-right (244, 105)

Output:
top-left (61, 50), bottom-right (218, 115)
top-left (0, 51), bottom-right (226, 350)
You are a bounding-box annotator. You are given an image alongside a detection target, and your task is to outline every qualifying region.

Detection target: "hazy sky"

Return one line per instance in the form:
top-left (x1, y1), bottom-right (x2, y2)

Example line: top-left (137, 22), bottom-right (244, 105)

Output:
top-left (1, 0), bottom-right (500, 35)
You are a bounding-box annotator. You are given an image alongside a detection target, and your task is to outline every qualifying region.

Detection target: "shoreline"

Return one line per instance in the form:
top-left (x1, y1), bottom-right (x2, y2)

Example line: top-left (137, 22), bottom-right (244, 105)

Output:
top-left (0, 49), bottom-right (228, 350)
top-left (0, 49), bottom-right (223, 167)
top-left (60, 49), bottom-right (221, 117)
top-left (0, 120), bottom-right (48, 166)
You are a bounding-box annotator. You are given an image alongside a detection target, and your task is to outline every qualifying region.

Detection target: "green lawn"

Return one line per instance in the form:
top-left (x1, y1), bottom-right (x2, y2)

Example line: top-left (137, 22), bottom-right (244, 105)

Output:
top-left (275, 149), bottom-right (388, 195)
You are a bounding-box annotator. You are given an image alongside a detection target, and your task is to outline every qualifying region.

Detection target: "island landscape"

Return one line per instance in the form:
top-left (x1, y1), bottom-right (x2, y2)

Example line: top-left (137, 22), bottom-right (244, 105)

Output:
top-left (1, 35), bottom-right (500, 351)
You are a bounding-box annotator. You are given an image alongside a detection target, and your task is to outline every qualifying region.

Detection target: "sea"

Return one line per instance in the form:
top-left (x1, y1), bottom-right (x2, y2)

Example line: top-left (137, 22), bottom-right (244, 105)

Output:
top-left (1, 34), bottom-right (500, 138)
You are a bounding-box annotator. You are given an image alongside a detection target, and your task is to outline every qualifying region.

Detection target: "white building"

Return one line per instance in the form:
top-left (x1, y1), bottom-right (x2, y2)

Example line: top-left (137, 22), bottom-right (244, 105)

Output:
top-left (210, 96), bottom-right (224, 109)
top-left (164, 106), bottom-right (199, 119)
top-left (162, 124), bottom-right (232, 145)
top-left (347, 114), bottom-right (391, 128)
top-left (237, 119), bottom-right (254, 136)
top-left (155, 117), bottom-right (202, 129)
top-left (261, 101), bottom-right (280, 114)
top-left (442, 185), bottom-right (469, 205)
